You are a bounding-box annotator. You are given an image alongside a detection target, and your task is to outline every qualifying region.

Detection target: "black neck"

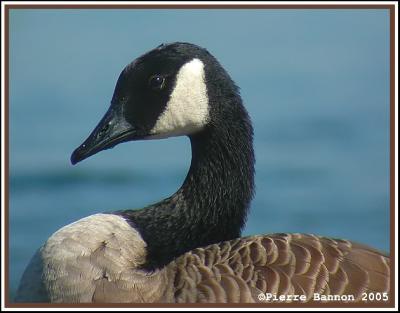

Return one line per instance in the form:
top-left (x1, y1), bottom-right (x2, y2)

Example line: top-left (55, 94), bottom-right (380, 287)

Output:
top-left (118, 99), bottom-right (255, 270)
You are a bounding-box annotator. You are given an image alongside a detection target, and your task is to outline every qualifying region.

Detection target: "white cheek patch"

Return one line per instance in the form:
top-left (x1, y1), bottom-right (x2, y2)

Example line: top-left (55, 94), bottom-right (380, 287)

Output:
top-left (150, 58), bottom-right (209, 137)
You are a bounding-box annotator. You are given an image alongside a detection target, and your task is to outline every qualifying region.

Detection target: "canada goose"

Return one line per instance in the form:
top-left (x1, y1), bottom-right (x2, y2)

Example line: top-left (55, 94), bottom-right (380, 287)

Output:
top-left (16, 42), bottom-right (390, 304)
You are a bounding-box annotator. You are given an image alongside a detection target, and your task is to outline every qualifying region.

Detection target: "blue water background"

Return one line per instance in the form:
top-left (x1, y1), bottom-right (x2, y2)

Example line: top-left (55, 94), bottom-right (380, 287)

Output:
top-left (8, 9), bottom-right (390, 300)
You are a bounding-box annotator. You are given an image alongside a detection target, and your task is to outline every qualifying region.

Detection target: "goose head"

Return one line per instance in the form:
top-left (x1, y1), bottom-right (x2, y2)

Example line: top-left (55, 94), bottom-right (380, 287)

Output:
top-left (70, 42), bottom-right (254, 269)
top-left (70, 42), bottom-right (239, 164)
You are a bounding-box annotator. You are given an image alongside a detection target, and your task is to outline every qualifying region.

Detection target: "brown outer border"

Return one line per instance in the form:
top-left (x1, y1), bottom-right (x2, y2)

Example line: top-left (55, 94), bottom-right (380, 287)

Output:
top-left (4, 2), bottom-right (10, 311)
top-left (389, 4), bottom-right (396, 308)
top-left (2, 4), bottom-right (397, 9)
top-left (3, 2), bottom-right (396, 310)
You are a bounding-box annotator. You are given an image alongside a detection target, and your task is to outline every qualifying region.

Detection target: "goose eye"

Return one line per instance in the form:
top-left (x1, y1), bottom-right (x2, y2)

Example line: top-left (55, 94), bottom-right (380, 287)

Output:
top-left (148, 75), bottom-right (165, 90)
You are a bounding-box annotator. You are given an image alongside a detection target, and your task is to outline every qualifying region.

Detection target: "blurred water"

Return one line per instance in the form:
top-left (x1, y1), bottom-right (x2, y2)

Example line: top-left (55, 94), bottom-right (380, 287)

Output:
top-left (8, 9), bottom-right (390, 301)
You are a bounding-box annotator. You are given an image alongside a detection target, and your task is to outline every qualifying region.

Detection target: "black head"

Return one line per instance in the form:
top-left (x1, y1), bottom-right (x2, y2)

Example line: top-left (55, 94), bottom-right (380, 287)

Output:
top-left (69, 43), bottom-right (255, 270)
top-left (71, 42), bottom-right (239, 164)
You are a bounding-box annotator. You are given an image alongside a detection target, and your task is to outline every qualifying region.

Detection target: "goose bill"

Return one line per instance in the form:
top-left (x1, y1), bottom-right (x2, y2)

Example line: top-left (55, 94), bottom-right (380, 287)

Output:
top-left (70, 104), bottom-right (143, 165)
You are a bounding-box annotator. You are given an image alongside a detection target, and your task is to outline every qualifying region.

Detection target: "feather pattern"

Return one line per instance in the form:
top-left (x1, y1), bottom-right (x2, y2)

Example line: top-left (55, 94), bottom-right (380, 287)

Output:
top-left (172, 233), bottom-right (390, 303)
top-left (17, 222), bottom-right (390, 303)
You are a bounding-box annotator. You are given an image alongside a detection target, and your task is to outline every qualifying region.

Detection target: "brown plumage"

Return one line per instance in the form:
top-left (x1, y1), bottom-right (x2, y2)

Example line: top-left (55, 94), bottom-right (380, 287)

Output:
top-left (17, 215), bottom-right (390, 303)
top-left (171, 233), bottom-right (390, 303)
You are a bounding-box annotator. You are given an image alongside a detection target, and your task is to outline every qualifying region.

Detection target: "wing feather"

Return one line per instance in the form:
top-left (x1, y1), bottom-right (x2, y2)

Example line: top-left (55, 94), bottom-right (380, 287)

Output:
top-left (172, 233), bottom-right (390, 303)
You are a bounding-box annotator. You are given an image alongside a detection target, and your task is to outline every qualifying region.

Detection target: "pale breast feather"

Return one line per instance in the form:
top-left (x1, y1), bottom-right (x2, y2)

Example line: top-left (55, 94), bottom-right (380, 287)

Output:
top-left (16, 214), bottom-right (175, 303)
